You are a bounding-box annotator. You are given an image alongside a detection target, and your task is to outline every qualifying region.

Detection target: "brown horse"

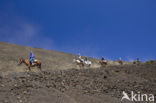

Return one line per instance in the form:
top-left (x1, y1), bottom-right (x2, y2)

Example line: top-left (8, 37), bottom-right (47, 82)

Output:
top-left (18, 58), bottom-right (41, 71)
top-left (99, 60), bottom-right (107, 66)
top-left (118, 60), bottom-right (123, 65)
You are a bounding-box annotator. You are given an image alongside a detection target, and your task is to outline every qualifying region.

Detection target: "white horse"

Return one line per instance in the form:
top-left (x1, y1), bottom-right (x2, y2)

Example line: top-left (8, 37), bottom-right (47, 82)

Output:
top-left (73, 58), bottom-right (92, 67)
top-left (84, 60), bottom-right (92, 67)
top-left (73, 59), bottom-right (84, 67)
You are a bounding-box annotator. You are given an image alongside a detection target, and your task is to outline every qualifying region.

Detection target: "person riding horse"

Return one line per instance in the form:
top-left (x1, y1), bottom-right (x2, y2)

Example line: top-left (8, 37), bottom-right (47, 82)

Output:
top-left (29, 51), bottom-right (35, 65)
top-left (101, 57), bottom-right (105, 61)
top-left (118, 57), bottom-right (123, 65)
top-left (18, 51), bottom-right (41, 71)
top-left (85, 57), bottom-right (88, 61)
top-left (133, 58), bottom-right (140, 65)
top-left (102, 57), bottom-right (107, 63)
top-left (136, 58), bottom-right (140, 62)
top-left (78, 55), bottom-right (83, 63)
top-left (99, 57), bottom-right (107, 66)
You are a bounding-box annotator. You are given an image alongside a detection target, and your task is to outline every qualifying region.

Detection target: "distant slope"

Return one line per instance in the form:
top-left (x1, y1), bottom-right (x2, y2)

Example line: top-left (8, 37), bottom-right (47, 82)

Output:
top-left (0, 42), bottom-right (133, 75)
top-left (0, 42), bottom-right (101, 75)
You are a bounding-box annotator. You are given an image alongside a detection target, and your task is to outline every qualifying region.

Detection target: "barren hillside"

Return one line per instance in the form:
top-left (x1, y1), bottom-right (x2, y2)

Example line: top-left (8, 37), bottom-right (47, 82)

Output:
top-left (0, 42), bottom-right (100, 75)
top-left (0, 42), bottom-right (155, 103)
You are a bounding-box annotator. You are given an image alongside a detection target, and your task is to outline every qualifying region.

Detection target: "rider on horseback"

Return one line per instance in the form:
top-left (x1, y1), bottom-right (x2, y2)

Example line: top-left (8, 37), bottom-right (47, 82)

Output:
top-left (101, 57), bottom-right (107, 63)
top-left (78, 54), bottom-right (83, 63)
top-left (101, 57), bottom-right (105, 61)
top-left (136, 58), bottom-right (140, 62)
top-left (85, 57), bottom-right (88, 61)
top-left (29, 51), bottom-right (34, 65)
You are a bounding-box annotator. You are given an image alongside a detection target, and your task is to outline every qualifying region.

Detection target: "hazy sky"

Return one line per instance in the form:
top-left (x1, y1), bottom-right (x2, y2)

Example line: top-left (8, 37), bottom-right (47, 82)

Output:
top-left (0, 0), bottom-right (156, 61)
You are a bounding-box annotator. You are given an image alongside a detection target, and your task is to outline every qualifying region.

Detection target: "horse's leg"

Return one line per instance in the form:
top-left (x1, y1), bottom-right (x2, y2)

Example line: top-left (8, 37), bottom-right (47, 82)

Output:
top-left (28, 65), bottom-right (31, 71)
top-left (121, 61), bottom-right (123, 65)
top-left (25, 66), bottom-right (30, 72)
top-left (38, 63), bottom-right (42, 71)
top-left (81, 63), bottom-right (84, 68)
top-left (28, 67), bottom-right (31, 71)
top-left (104, 62), bottom-right (107, 66)
top-left (79, 63), bottom-right (82, 69)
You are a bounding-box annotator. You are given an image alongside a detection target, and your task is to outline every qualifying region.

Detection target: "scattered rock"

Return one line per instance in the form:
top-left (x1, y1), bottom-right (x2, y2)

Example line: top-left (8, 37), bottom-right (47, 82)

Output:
top-left (0, 64), bottom-right (155, 102)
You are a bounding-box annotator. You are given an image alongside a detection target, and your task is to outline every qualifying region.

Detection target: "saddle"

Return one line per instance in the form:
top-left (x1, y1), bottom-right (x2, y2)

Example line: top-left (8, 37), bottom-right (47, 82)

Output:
top-left (30, 59), bottom-right (38, 66)
top-left (34, 59), bottom-right (38, 62)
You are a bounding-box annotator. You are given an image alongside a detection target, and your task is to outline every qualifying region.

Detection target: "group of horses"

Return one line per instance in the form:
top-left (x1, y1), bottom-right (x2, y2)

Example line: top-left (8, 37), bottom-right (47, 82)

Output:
top-left (73, 58), bottom-right (92, 67)
top-left (73, 57), bottom-right (141, 68)
top-left (73, 57), bottom-right (108, 68)
top-left (18, 57), bottom-right (141, 71)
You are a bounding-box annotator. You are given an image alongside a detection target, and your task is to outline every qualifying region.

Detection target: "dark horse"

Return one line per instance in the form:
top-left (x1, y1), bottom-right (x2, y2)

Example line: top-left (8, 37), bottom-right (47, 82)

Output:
top-left (118, 60), bottom-right (123, 65)
top-left (133, 58), bottom-right (141, 65)
top-left (99, 60), bottom-right (107, 66)
top-left (18, 58), bottom-right (41, 71)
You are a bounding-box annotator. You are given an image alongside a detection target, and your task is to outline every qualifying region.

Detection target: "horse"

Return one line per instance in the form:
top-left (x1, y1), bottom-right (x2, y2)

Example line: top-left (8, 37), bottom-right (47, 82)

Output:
top-left (118, 60), bottom-right (123, 65)
top-left (84, 60), bottom-right (92, 67)
top-left (99, 60), bottom-right (107, 66)
top-left (133, 58), bottom-right (141, 65)
top-left (18, 58), bottom-right (42, 71)
top-left (73, 59), bottom-right (84, 67)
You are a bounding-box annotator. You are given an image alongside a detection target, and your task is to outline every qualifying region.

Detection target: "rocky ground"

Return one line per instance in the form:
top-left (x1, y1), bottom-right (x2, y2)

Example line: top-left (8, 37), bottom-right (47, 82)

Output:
top-left (0, 63), bottom-right (155, 103)
top-left (0, 42), bottom-right (155, 103)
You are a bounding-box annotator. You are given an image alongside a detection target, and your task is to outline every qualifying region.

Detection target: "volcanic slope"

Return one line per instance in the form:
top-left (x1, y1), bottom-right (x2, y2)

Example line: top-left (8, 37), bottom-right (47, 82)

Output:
top-left (0, 42), bottom-right (155, 103)
top-left (0, 42), bottom-right (101, 75)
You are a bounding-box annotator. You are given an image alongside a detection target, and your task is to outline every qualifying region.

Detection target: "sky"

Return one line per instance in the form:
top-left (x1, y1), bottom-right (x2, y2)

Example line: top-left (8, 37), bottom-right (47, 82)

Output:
top-left (0, 0), bottom-right (156, 61)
